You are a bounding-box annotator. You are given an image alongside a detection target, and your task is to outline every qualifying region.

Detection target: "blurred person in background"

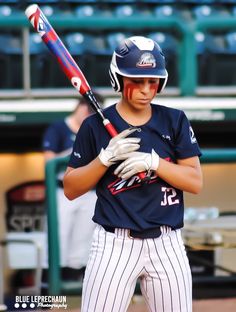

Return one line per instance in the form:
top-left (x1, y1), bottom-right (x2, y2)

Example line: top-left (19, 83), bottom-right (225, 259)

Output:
top-left (42, 93), bottom-right (104, 281)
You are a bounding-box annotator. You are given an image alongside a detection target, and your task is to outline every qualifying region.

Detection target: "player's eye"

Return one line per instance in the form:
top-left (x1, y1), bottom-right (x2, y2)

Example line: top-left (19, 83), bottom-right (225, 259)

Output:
top-left (149, 79), bottom-right (159, 84)
top-left (131, 79), bottom-right (142, 84)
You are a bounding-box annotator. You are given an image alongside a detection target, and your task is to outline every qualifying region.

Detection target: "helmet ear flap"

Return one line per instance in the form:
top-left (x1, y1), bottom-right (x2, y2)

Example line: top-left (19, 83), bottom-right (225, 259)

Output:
top-left (109, 69), bottom-right (123, 92)
top-left (157, 78), bottom-right (167, 93)
top-left (117, 74), bottom-right (123, 92)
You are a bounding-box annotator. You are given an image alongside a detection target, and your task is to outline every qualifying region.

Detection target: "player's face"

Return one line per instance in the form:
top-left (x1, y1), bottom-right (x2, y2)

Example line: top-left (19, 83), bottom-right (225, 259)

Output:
top-left (122, 77), bottom-right (159, 110)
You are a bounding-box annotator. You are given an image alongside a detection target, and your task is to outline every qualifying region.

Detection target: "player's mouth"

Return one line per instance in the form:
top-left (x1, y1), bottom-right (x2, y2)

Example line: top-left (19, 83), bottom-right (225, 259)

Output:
top-left (136, 98), bottom-right (151, 104)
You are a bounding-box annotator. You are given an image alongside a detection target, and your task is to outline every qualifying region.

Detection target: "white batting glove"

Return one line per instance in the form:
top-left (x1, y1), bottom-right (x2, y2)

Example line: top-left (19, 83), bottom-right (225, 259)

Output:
top-left (114, 149), bottom-right (160, 180)
top-left (98, 128), bottom-right (141, 167)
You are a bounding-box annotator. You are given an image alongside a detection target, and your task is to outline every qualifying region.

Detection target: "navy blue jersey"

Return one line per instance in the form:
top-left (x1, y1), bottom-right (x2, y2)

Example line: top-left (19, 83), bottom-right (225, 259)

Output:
top-left (68, 103), bottom-right (201, 231)
top-left (42, 119), bottom-right (76, 153)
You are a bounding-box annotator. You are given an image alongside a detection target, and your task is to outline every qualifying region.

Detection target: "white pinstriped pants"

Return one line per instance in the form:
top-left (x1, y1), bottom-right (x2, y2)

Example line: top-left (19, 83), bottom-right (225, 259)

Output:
top-left (81, 225), bottom-right (192, 312)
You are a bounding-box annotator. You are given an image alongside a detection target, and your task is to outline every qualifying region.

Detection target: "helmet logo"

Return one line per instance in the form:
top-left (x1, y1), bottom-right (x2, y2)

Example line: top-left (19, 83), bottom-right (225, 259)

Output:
top-left (136, 53), bottom-right (156, 68)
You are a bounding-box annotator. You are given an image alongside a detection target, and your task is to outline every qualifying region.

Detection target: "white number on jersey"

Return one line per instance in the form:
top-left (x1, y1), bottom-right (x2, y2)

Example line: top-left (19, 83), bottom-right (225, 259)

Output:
top-left (161, 187), bottom-right (180, 206)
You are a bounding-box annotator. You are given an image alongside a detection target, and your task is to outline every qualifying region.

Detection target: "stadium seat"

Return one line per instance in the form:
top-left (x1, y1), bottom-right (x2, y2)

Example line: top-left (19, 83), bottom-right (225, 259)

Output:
top-left (29, 33), bottom-right (51, 88)
top-left (140, 0), bottom-right (176, 3)
top-left (199, 33), bottom-right (236, 86)
top-left (179, 0), bottom-right (215, 4)
top-left (64, 31), bottom-right (93, 84)
top-left (100, 0), bottom-right (136, 3)
top-left (135, 4), bottom-right (153, 17)
top-left (154, 4), bottom-right (175, 17)
top-left (83, 34), bottom-right (112, 87)
top-left (29, 33), bottom-right (47, 55)
top-left (197, 33), bottom-right (226, 86)
top-left (149, 32), bottom-right (178, 55)
top-left (0, 5), bottom-right (13, 17)
top-left (206, 34), bottom-right (226, 53)
top-left (106, 32), bottom-right (129, 52)
top-left (114, 4), bottom-right (136, 17)
top-left (225, 31), bottom-right (236, 52)
top-left (74, 4), bottom-right (98, 17)
top-left (40, 5), bottom-right (57, 17)
top-left (30, 30), bottom-right (68, 89)
top-left (27, 0), bottom-right (60, 3)
top-left (193, 4), bottom-right (231, 19)
top-left (148, 32), bottom-right (178, 86)
top-left (194, 32), bottom-right (209, 85)
top-left (232, 5), bottom-right (236, 15)
top-left (195, 31), bottom-right (208, 55)
top-left (0, 34), bottom-right (22, 89)
top-left (154, 4), bottom-right (192, 22)
top-left (63, 0), bottom-right (97, 3)
top-left (64, 32), bottom-right (91, 55)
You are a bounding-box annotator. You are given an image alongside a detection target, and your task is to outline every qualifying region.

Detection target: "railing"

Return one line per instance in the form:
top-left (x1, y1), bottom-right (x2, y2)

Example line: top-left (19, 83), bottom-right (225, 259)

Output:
top-left (45, 148), bottom-right (236, 295)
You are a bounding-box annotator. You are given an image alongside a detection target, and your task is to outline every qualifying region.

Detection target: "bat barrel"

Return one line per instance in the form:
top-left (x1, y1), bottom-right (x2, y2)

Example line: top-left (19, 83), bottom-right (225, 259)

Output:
top-left (25, 4), bottom-right (90, 95)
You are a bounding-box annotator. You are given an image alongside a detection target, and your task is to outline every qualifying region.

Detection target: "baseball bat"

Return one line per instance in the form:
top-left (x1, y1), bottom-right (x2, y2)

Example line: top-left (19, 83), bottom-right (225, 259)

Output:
top-left (25, 4), bottom-right (146, 180)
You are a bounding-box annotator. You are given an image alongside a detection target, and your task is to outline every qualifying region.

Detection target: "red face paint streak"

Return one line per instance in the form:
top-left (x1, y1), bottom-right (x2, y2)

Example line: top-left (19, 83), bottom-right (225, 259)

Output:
top-left (124, 83), bottom-right (138, 100)
top-left (124, 81), bottom-right (159, 100)
top-left (150, 83), bottom-right (158, 96)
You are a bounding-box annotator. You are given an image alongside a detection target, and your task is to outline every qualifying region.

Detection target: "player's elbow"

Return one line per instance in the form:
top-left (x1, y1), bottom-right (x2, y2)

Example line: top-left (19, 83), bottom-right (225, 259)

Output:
top-left (189, 165), bottom-right (203, 194)
top-left (191, 184), bottom-right (202, 195)
top-left (64, 188), bottom-right (77, 201)
top-left (63, 179), bottom-right (78, 200)
top-left (189, 178), bottom-right (203, 195)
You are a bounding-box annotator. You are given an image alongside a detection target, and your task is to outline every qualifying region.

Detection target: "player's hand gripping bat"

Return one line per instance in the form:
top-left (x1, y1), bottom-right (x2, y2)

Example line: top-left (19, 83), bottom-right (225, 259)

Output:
top-left (25, 4), bottom-right (146, 181)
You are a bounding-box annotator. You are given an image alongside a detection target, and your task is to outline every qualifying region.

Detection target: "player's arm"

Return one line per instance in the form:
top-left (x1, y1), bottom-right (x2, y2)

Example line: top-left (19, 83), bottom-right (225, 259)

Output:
top-left (157, 156), bottom-right (202, 194)
top-left (114, 152), bottom-right (202, 194)
top-left (64, 157), bottom-right (108, 200)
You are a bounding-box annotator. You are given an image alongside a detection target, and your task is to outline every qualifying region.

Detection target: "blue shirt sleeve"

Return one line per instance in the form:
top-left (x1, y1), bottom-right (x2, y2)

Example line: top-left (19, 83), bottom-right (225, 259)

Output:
top-left (68, 119), bottom-right (97, 168)
top-left (174, 111), bottom-right (202, 159)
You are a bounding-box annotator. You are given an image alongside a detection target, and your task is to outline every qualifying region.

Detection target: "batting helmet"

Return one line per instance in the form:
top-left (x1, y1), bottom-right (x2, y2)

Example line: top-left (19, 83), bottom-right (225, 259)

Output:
top-left (109, 36), bottom-right (168, 93)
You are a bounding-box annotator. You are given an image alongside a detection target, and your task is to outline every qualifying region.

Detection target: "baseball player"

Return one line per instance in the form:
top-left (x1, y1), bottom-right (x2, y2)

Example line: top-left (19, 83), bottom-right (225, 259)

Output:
top-left (64, 36), bottom-right (203, 312)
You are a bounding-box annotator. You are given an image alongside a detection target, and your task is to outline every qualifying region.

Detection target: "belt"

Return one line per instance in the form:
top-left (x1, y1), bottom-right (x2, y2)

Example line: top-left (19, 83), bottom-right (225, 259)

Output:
top-left (102, 225), bottom-right (162, 239)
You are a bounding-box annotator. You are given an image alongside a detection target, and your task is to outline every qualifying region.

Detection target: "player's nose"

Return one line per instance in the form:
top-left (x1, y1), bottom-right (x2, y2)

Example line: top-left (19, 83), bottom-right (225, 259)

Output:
top-left (140, 81), bottom-right (152, 94)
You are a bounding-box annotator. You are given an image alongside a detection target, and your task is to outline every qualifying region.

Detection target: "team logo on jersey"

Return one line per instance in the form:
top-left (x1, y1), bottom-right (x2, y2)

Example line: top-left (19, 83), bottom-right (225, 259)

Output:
top-left (136, 53), bottom-right (156, 68)
top-left (108, 157), bottom-right (172, 195)
top-left (162, 134), bottom-right (171, 141)
top-left (189, 126), bottom-right (197, 144)
top-left (73, 151), bottom-right (81, 158)
top-left (108, 172), bottom-right (158, 195)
